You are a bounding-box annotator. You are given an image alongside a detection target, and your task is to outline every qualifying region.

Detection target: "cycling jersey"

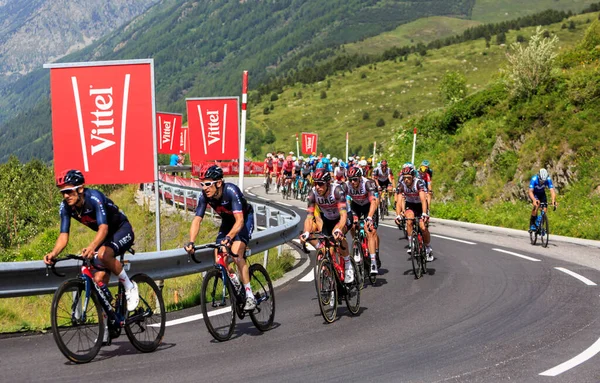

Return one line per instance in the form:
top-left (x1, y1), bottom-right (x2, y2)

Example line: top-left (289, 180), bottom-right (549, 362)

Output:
top-left (195, 183), bottom-right (253, 223)
top-left (59, 188), bottom-right (128, 233)
top-left (334, 166), bottom-right (346, 181)
top-left (346, 177), bottom-right (377, 207)
top-left (264, 158), bottom-right (274, 171)
top-left (283, 160), bottom-right (294, 173)
top-left (276, 159), bottom-right (284, 172)
top-left (372, 166), bottom-right (393, 182)
top-left (529, 175), bottom-right (554, 196)
top-left (301, 163), bottom-right (312, 177)
top-left (396, 177), bottom-right (427, 204)
top-left (293, 162), bottom-right (302, 174)
top-left (307, 184), bottom-right (347, 221)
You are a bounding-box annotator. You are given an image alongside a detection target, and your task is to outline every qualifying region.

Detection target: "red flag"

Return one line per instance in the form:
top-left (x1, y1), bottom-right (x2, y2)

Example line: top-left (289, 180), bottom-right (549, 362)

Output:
top-left (186, 97), bottom-right (239, 162)
top-left (46, 60), bottom-right (155, 184)
top-left (301, 132), bottom-right (318, 155)
top-left (179, 125), bottom-right (189, 153)
top-left (156, 112), bottom-right (182, 154)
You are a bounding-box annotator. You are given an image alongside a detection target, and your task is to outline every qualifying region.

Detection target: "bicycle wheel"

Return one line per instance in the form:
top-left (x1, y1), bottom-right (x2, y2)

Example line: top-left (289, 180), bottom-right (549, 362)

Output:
top-left (264, 179), bottom-right (269, 193)
top-left (248, 264), bottom-right (275, 332)
top-left (541, 214), bottom-right (549, 248)
top-left (125, 274), bottom-right (166, 353)
top-left (419, 236), bottom-right (428, 276)
top-left (364, 241), bottom-right (376, 285)
top-left (379, 202), bottom-right (385, 221)
top-left (201, 269), bottom-right (236, 341)
top-left (352, 240), bottom-right (365, 289)
top-left (344, 257), bottom-right (361, 315)
top-left (313, 248), bottom-right (327, 294)
top-left (529, 216), bottom-right (538, 245)
top-left (316, 258), bottom-right (337, 323)
top-left (51, 279), bottom-right (103, 364)
top-left (410, 234), bottom-right (423, 279)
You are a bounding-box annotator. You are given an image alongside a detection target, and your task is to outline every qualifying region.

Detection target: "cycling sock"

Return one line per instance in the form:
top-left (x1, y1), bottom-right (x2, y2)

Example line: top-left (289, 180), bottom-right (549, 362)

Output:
top-left (244, 283), bottom-right (255, 299)
top-left (370, 254), bottom-right (376, 262)
top-left (118, 270), bottom-right (134, 290)
top-left (344, 256), bottom-right (351, 268)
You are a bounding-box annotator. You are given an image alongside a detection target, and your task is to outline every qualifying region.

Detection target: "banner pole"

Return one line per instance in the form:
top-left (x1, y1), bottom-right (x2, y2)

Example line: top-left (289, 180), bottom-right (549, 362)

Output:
top-left (372, 141), bottom-right (376, 167)
top-left (239, 71), bottom-right (248, 190)
top-left (411, 127), bottom-right (417, 165)
top-left (345, 132), bottom-right (349, 161)
top-left (150, 60), bottom-right (161, 251)
top-left (296, 133), bottom-right (300, 157)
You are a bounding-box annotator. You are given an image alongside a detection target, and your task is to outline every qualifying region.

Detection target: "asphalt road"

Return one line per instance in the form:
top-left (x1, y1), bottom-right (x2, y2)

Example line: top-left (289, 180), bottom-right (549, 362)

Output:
top-left (2, 177), bottom-right (600, 382)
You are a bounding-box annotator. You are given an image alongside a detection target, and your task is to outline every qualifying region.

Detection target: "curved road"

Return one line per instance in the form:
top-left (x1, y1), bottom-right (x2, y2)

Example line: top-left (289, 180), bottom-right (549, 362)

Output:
top-left (2, 177), bottom-right (600, 382)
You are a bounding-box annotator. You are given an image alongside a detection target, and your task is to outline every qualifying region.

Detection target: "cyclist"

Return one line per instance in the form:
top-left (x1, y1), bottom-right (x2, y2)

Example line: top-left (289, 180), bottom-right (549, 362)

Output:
top-left (299, 168), bottom-right (353, 282)
top-left (394, 164), bottom-right (433, 261)
top-left (528, 168), bottom-right (557, 231)
top-left (43, 170), bottom-right (139, 312)
top-left (417, 164), bottom-right (432, 213)
top-left (281, 153), bottom-right (295, 192)
top-left (264, 153), bottom-right (276, 187)
top-left (346, 167), bottom-right (380, 274)
top-left (333, 157), bottom-right (347, 183)
top-left (184, 165), bottom-right (256, 310)
top-left (276, 154), bottom-right (285, 191)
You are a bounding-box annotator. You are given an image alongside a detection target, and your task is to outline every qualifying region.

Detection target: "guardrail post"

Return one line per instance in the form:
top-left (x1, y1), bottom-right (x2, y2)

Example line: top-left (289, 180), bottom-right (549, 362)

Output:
top-left (183, 192), bottom-right (187, 212)
top-left (277, 211), bottom-right (283, 257)
top-left (263, 206), bottom-right (270, 266)
top-left (252, 203), bottom-right (258, 232)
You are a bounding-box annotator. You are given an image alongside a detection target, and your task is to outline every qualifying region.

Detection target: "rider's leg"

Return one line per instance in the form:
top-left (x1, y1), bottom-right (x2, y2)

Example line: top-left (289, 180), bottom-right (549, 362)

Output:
top-left (530, 201), bottom-right (539, 230)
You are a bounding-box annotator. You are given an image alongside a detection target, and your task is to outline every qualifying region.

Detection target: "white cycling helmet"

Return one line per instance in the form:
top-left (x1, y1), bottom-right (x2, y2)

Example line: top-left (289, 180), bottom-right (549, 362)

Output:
top-left (298, 156), bottom-right (304, 161)
top-left (359, 159), bottom-right (368, 167)
top-left (332, 157), bottom-right (338, 163)
top-left (326, 154), bottom-right (331, 160)
top-left (538, 168), bottom-right (549, 182)
top-left (292, 156), bottom-right (297, 161)
top-left (266, 153), bottom-right (272, 158)
top-left (279, 154), bottom-right (284, 159)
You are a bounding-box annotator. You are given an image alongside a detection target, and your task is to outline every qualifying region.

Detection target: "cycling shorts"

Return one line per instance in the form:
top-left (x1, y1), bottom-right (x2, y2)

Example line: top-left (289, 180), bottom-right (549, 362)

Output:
top-left (283, 170), bottom-right (293, 178)
top-left (351, 202), bottom-right (377, 228)
top-left (379, 179), bottom-right (391, 190)
top-left (405, 202), bottom-right (423, 217)
top-left (533, 192), bottom-right (547, 204)
top-left (216, 210), bottom-right (255, 247)
top-left (321, 214), bottom-right (352, 237)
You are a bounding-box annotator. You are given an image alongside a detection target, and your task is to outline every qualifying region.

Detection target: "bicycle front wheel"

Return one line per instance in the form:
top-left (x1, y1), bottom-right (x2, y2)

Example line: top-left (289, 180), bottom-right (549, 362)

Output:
top-left (249, 264), bottom-right (275, 332)
top-left (125, 274), bottom-right (166, 353)
top-left (345, 257), bottom-right (361, 315)
top-left (410, 234), bottom-right (423, 279)
top-left (352, 240), bottom-right (365, 289)
top-left (541, 214), bottom-right (549, 248)
top-left (201, 269), bottom-right (236, 341)
top-left (51, 279), bottom-right (103, 364)
top-left (316, 258), bottom-right (337, 324)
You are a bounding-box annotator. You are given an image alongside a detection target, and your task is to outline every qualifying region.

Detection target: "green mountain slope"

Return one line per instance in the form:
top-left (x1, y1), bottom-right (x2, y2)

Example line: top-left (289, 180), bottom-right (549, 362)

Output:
top-left (0, 0), bottom-right (476, 163)
top-left (471, 0), bottom-right (598, 23)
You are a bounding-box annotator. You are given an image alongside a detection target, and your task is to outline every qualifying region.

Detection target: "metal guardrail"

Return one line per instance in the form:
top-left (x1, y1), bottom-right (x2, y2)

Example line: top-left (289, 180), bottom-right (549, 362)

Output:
top-left (0, 177), bottom-right (301, 298)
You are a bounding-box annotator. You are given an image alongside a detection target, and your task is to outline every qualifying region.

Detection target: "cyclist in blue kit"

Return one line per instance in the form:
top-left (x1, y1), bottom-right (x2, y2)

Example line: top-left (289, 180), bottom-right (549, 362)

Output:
top-left (43, 169), bottom-right (139, 312)
top-left (528, 168), bottom-right (557, 231)
top-left (184, 165), bottom-right (256, 310)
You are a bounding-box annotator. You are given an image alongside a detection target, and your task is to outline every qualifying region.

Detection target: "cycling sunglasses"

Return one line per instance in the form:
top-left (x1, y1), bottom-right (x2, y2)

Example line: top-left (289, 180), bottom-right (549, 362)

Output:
top-left (59, 186), bottom-right (79, 194)
top-left (200, 180), bottom-right (219, 187)
top-left (314, 181), bottom-right (327, 187)
top-left (349, 177), bottom-right (360, 182)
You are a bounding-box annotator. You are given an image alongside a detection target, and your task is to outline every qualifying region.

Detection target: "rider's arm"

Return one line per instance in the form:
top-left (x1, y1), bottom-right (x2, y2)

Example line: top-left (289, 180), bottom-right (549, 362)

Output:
top-left (188, 215), bottom-right (203, 243)
top-left (547, 178), bottom-right (557, 205)
top-left (303, 193), bottom-right (317, 236)
top-left (333, 186), bottom-right (348, 234)
top-left (46, 233), bottom-right (69, 261)
top-left (417, 180), bottom-right (428, 214)
top-left (528, 187), bottom-right (536, 203)
top-left (366, 182), bottom-right (378, 218)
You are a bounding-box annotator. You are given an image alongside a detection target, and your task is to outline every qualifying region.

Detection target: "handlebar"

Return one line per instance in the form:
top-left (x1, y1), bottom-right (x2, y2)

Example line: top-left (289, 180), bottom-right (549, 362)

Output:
top-left (188, 243), bottom-right (237, 264)
top-left (301, 232), bottom-right (346, 254)
top-left (46, 254), bottom-right (88, 278)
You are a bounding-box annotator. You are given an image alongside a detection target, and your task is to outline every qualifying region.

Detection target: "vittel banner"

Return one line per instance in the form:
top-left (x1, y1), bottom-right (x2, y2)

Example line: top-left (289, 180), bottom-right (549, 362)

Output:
top-left (302, 132), bottom-right (318, 155)
top-left (186, 97), bottom-right (239, 162)
top-left (180, 125), bottom-right (189, 153)
top-left (156, 112), bottom-right (182, 154)
top-left (45, 60), bottom-right (155, 184)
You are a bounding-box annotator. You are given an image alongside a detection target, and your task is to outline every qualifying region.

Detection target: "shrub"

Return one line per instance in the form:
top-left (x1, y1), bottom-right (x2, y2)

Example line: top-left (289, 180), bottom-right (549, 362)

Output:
top-left (504, 27), bottom-right (559, 100)
top-left (320, 90), bottom-right (327, 99)
top-left (393, 110), bottom-right (401, 119)
top-left (361, 72), bottom-right (367, 79)
top-left (376, 118), bottom-right (385, 127)
top-left (439, 71), bottom-right (467, 104)
top-left (363, 112), bottom-right (370, 120)
top-left (263, 107), bottom-right (270, 114)
top-left (270, 93), bottom-right (278, 102)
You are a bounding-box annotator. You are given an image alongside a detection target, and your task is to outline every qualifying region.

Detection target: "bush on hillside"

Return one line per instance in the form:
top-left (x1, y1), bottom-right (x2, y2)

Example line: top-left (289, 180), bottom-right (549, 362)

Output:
top-left (557, 20), bottom-right (600, 68)
top-left (504, 27), bottom-right (559, 100)
top-left (439, 71), bottom-right (467, 104)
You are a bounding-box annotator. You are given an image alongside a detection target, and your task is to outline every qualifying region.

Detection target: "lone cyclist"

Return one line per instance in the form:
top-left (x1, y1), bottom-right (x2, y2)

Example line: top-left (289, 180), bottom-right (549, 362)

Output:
top-left (528, 168), bottom-right (557, 231)
top-left (184, 165), bottom-right (256, 310)
top-left (44, 169), bottom-right (139, 312)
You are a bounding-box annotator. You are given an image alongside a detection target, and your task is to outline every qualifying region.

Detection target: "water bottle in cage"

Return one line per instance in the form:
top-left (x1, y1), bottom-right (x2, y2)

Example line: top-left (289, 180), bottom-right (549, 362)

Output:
top-left (230, 273), bottom-right (242, 295)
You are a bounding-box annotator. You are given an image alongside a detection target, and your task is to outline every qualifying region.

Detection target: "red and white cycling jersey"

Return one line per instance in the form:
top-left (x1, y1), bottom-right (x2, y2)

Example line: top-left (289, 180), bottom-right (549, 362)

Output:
top-left (396, 177), bottom-right (427, 204)
top-left (346, 177), bottom-right (377, 206)
top-left (372, 166), bottom-right (393, 182)
top-left (307, 184), bottom-right (346, 221)
top-left (264, 158), bottom-right (274, 171)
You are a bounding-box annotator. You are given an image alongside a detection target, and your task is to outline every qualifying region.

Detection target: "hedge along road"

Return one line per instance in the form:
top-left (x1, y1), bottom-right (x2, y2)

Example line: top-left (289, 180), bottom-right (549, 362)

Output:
top-left (1, 177), bottom-right (600, 382)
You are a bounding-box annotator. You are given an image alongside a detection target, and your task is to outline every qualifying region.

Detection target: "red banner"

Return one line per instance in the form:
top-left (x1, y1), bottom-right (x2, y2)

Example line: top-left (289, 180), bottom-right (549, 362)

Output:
top-left (46, 60), bottom-right (155, 184)
top-left (186, 97), bottom-right (239, 162)
top-left (191, 161), bottom-right (264, 177)
top-left (302, 132), bottom-right (318, 155)
top-left (180, 125), bottom-right (189, 153)
top-left (156, 112), bottom-right (182, 154)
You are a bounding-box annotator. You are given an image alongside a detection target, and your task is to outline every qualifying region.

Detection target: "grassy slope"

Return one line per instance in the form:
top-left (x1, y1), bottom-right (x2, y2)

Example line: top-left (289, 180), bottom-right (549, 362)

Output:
top-left (344, 16), bottom-right (482, 56)
top-left (250, 14), bottom-right (590, 157)
top-left (471, 0), bottom-right (598, 23)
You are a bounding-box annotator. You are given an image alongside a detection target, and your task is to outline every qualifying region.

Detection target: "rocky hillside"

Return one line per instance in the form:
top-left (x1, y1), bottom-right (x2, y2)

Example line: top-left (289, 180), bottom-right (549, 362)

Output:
top-left (0, 0), bottom-right (159, 88)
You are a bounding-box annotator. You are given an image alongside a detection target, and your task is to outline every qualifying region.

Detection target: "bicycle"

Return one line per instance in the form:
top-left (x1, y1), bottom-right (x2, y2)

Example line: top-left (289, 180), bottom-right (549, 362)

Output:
top-left (300, 176), bottom-right (311, 201)
top-left (397, 215), bottom-right (408, 240)
top-left (403, 217), bottom-right (428, 279)
top-left (302, 233), bottom-right (361, 323)
top-left (351, 219), bottom-right (376, 288)
top-left (530, 202), bottom-right (556, 248)
top-left (48, 251), bottom-right (166, 363)
top-left (264, 172), bottom-right (271, 193)
top-left (379, 189), bottom-right (390, 220)
top-left (281, 176), bottom-right (293, 200)
top-left (190, 243), bottom-right (275, 342)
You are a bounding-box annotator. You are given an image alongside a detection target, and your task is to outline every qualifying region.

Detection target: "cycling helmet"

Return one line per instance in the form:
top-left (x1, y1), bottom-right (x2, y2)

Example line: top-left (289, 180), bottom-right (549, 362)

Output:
top-left (332, 157), bottom-right (338, 163)
top-left (199, 165), bottom-right (223, 180)
top-left (419, 165), bottom-right (428, 174)
top-left (358, 159), bottom-right (368, 167)
top-left (401, 166), bottom-right (416, 177)
top-left (279, 154), bottom-right (284, 159)
top-left (56, 169), bottom-right (85, 187)
top-left (381, 160), bottom-right (387, 166)
top-left (298, 156), bottom-right (304, 161)
top-left (321, 158), bottom-right (330, 165)
top-left (538, 168), bottom-right (549, 182)
top-left (312, 168), bottom-right (332, 183)
top-left (326, 154), bottom-right (331, 160)
top-left (421, 160), bottom-right (430, 167)
top-left (266, 153), bottom-right (272, 158)
top-left (292, 156), bottom-right (297, 161)
top-left (347, 166), bottom-right (363, 179)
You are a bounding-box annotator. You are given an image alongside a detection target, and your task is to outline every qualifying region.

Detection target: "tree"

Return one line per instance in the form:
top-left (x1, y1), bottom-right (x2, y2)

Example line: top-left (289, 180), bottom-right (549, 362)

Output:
top-left (270, 93), bottom-right (279, 101)
top-left (264, 129), bottom-right (276, 144)
top-left (439, 71), bottom-right (467, 104)
top-left (363, 111), bottom-right (370, 120)
top-left (496, 32), bottom-right (506, 45)
top-left (504, 27), bottom-right (559, 99)
top-left (320, 90), bottom-right (327, 99)
top-left (376, 118), bottom-right (385, 127)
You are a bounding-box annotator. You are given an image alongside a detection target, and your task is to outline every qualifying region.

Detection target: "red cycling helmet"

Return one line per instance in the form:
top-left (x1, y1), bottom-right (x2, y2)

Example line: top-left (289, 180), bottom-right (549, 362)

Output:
top-left (347, 166), bottom-right (363, 179)
top-left (312, 168), bottom-right (331, 183)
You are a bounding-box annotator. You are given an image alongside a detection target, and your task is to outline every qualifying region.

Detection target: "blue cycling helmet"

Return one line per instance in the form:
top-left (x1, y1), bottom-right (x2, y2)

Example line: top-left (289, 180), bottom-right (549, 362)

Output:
top-left (421, 160), bottom-right (430, 167)
top-left (56, 169), bottom-right (85, 187)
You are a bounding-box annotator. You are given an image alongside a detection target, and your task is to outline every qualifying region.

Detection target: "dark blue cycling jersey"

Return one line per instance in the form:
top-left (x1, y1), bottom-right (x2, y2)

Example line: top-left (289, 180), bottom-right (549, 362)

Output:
top-left (529, 175), bottom-right (554, 196)
top-left (59, 188), bottom-right (128, 233)
top-left (195, 183), bottom-right (252, 224)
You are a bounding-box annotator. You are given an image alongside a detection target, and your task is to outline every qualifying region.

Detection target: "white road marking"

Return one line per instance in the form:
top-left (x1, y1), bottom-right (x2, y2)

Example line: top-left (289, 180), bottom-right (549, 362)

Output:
top-left (554, 267), bottom-right (597, 286)
top-left (299, 270), bottom-right (315, 282)
top-left (492, 248), bottom-right (541, 262)
top-left (247, 192), bottom-right (255, 196)
top-left (539, 337), bottom-right (600, 376)
top-left (150, 307), bottom-right (232, 327)
top-left (431, 234), bottom-right (476, 245)
top-left (278, 202), bottom-right (292, 207)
